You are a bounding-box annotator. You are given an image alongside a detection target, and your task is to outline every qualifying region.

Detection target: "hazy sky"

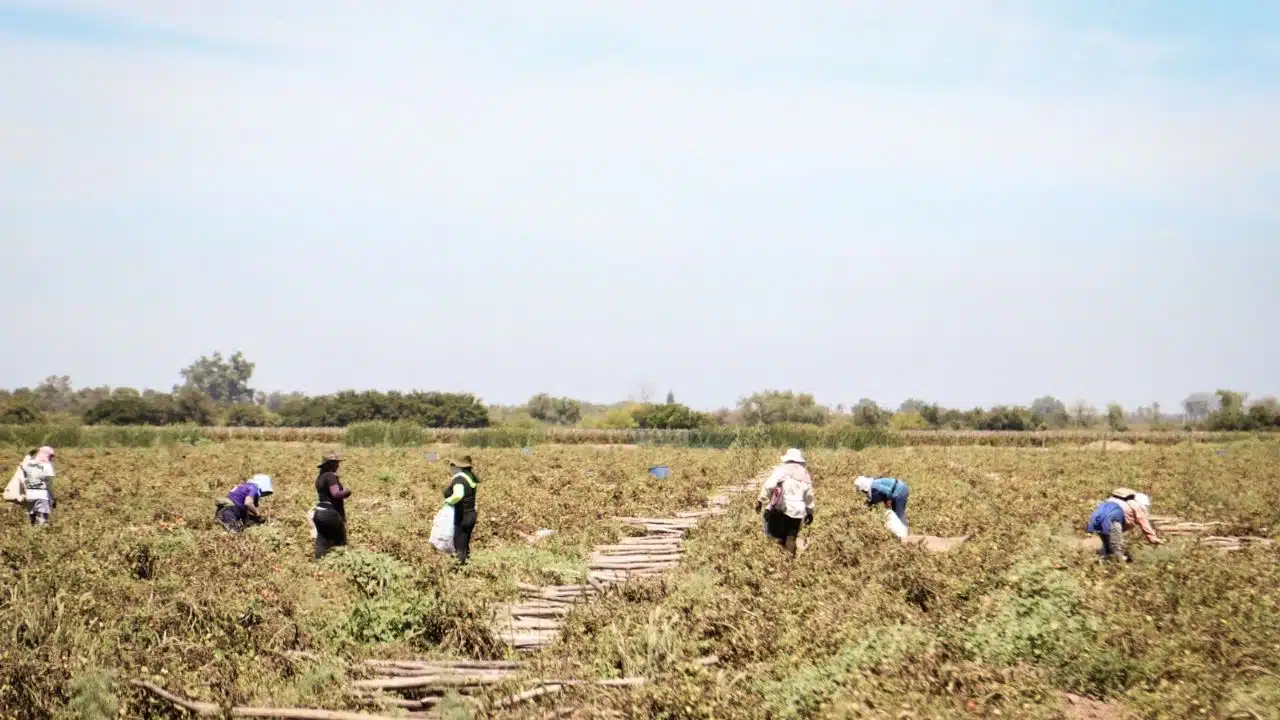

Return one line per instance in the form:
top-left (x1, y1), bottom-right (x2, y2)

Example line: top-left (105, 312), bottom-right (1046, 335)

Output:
top-left (2, 1), bottom-right (1277, 410)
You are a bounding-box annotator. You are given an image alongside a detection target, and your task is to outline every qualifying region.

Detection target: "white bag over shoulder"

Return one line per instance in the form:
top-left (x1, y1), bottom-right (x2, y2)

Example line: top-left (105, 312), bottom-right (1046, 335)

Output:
top-left (884, 509), bottom-right (909, 539)
top-left (429, 505), bottom-right (455, 553)
top-left (3, 466), bottom-right (24, 503)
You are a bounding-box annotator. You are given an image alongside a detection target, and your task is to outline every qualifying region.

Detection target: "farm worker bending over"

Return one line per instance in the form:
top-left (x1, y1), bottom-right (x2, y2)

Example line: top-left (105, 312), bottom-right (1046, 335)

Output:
top-left (1086, 488), bottom-right (1163, 562)
top-left (444, 456), bottom-right (480, 565)
top-left (4, 449), bottom-right (38, 504)
top-left (854, 476), bottom-right (909, 528)
top-left (215, 474), bottom-right (273, 533)
top-left (755, 448), bottom-right (815, 556)
top-left (18, 447), bottom-right (57, 525)
top-left (312, 453), bottom-right (352, 559)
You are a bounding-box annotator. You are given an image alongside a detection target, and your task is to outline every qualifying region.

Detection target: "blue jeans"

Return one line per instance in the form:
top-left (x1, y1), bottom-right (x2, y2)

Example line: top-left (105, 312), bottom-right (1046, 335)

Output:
top-left (889, 490), bottom-right (908, 526)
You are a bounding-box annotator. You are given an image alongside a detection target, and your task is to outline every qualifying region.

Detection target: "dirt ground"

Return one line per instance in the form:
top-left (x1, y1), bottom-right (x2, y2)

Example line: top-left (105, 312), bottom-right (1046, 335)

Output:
top-left (1059, 692), bottom-right (1125, 720)
top-left (903, 534), bottom-right (971, 552)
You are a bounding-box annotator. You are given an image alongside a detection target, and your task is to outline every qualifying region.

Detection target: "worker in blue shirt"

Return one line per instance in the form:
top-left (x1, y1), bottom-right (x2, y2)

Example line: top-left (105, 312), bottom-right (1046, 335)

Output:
top-left (854, 476), bottom-right (909, 527)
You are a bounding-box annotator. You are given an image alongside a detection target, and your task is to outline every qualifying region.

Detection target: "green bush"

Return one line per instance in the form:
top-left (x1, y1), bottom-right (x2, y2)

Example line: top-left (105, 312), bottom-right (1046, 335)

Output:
top-left (461, 427), bottom-right (548, 448)
top-left (344, 421), bottom-right (387, 447)
top-left (385, 420), bottom-right (426, 446)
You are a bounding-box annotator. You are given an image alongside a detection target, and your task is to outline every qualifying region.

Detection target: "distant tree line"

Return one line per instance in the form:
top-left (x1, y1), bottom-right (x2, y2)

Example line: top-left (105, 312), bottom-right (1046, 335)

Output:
top-left (1, 353), bottom-right (1277, 432)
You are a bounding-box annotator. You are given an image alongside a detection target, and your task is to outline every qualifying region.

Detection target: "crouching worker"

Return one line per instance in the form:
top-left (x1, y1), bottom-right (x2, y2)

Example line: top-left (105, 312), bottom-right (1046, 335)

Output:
top-left (854, 476), bottom-right (909, 529)
top-left (1087, 488), bottom-right (1163, 562)
top-left (216, 474), bottom-right (273, 533)
top-left (755, 448), bottom-right (815, 557)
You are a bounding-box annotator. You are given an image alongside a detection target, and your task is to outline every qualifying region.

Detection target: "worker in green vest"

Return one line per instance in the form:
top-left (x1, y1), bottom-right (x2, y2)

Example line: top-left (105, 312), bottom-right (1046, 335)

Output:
top-left (443, 456), bottom-right (480, 565)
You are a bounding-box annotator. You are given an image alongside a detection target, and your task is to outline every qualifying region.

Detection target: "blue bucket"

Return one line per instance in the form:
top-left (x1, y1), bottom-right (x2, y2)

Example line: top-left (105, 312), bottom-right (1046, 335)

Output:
top-left (521, 447), bottom-right (533, 455)
top-left (425, 452), bottom-right (439, 462)
top-left (649, 465), bottom-right (671, 480)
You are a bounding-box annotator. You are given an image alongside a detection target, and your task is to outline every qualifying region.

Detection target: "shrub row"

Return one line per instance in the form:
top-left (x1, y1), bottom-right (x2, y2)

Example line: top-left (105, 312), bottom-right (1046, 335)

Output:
top-left (0, 424), bottom-right (1270, 449)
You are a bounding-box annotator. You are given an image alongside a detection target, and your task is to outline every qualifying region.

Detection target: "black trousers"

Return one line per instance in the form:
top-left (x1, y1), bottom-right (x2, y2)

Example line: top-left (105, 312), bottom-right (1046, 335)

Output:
top-left (764, 510), bottom-right (803, 555)
top-left (313, 507), bottom-right (347, 559)
top-left (454, 510), bottom-right (477, 564)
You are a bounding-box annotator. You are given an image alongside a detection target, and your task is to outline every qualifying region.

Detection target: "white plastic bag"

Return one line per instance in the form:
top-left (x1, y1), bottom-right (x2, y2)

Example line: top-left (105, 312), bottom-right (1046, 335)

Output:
top-left (429, 505), bottom-right (455, 553)
top-left (306, 508), bottom-right (317, 539)
top-left (4, 467), bottom-right (24, 503)
top-left (884, 509), bottom-right (909, 539)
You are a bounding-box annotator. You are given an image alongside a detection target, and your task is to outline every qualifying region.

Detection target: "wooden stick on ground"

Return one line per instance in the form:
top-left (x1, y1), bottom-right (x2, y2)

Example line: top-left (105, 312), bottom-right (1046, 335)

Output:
top-left (132, 681), bottom-right (407, 720)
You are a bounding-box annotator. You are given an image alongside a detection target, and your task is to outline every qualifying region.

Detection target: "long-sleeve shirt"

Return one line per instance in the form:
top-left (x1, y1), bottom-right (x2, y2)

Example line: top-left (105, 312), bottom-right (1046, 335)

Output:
top-left (757, 463), bottom-right (815, 520)
top-left (866, 477), bottom-right (907, 507)
top-left (19, 459), bottom-right (55, 501)
top-left (444, 470), bottom-right (478, 514)
top-left (1087, 498), bottom-right (1159, 543)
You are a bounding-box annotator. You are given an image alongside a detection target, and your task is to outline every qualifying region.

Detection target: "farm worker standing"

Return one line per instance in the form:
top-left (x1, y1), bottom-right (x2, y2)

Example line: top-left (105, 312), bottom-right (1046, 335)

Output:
top-left (854, 476), bottom-right (909, 529)
top-left (444, 456), bottom-right (480, 565)
top-left (312, 453), bottom-right (352, 559)
top-left (755, 448), bottom-right (815, 556)
top-left (18, 447), bottom-right (57, 525)
top-left (4, 449), bottom-right (37, 504)
top-left (1086, 488), bottom-right (1163, 562)
top-left (215, 474), bottom-right (274, 533)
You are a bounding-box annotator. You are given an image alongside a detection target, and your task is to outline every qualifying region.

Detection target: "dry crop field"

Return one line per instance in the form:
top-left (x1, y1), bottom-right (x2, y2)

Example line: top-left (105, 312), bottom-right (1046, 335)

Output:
top-left (1, 441), bottom-right (1278, 719)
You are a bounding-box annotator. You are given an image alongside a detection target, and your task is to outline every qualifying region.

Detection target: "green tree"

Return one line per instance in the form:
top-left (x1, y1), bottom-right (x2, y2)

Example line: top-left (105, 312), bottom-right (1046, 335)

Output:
top-left (1209, 390), bottom-right (1248, 430)
top-left (172, 387), bottom-right (218, 425)
top-left (1030, 396), bottom-right (1070, 428)
top-left (851, 398), bottom-right (889, 427)
top-left (0, 398), bottom-right (44, 425)
top-left (633, 402), bottom-right (708, 430)
top-left (1071, 400), bottom-right (1098, 428)
top-left (738, 390), bottom-right (828, 426)
top-left (178, 351), bottom-right (256, 404)
top-left (226, 402), bottom-right (271, 427)
top-left (898, 398), bottom-right (929, 414)
top-left (1106, 403), bottom-right (1129, 432)
top-left (84, 391), bottom-right (165, 425)
top-left (527, 394), bottom-right (583, 425)
top-left (34, 375), bottom-right (76, 414)
top-left (977, 406), bottom-right (1032, 431)
top-left (1246, 397), bottom-right (1279, 429)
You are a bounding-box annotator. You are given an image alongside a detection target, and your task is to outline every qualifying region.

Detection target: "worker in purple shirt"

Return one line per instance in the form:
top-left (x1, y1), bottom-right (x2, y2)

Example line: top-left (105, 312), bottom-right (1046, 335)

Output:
top-left (215, 474), bottom-right (274, 533)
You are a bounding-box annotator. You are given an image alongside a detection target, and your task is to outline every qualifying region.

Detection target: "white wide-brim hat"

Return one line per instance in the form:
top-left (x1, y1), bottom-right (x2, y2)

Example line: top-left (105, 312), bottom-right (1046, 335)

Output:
top-left (249, 473), bottom-right (274, 495)
top-left (780, 448), bottom-right (806, 464)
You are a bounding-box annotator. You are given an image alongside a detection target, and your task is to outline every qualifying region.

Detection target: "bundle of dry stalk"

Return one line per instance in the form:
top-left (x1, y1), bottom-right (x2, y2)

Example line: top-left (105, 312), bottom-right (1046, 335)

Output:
top-left (491, 478), bottom-right (763, 651)
top-left (1150, 515), bottom-right (1274, 552)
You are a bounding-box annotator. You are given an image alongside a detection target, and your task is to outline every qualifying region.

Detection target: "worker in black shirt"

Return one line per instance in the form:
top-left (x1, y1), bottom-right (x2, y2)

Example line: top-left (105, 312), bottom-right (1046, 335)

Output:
top-left (312, 452), bottom-right (352, 558)
top-left (443, 455), bottom-right (479, 565)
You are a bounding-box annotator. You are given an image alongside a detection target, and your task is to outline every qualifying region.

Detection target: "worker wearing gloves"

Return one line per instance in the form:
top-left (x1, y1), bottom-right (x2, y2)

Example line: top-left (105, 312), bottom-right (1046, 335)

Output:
top-left (854, 476), bottom-right (910, 529)
top-left (215, 474), bottom-right (274, 533)
top-left (444, 455), bottom-right (480, 565)
top-left (1087, 488), bottom-right (1163, 562)
top-left (755, 448), bottom-right (815, 556)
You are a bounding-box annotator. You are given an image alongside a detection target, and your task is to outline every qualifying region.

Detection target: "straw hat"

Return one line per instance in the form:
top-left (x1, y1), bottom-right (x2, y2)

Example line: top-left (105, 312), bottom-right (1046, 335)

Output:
top-left (318, 452), bottom-right (343, 468)
top-left (450, 455), bottom-right (474, 469)
top-left (780, 448), bottom-right (806, 465)
top-left (1111, 487), bottom-right (1137, 500)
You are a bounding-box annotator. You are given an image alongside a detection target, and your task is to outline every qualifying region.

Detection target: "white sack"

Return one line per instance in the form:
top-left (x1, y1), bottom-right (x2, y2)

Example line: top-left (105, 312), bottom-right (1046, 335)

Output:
top-left (3, 467), bottom-right (23, 503)
top-left (429, 505), bottom-right (456, 553)
top-left (884, 509), bottom-right (909, 539)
